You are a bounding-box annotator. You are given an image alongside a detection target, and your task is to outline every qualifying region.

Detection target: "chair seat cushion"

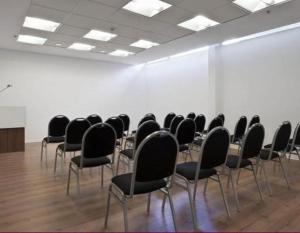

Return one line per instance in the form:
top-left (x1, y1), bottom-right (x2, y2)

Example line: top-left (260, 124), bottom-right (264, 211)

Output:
top-left (57, 143), bottom-right (81, 152)
top-left (43, 136), bottom-right (65, 143)
top-left (176, 162), bottom-right (217, 180)
top-left (71, 156), bottom-right (110, 168)
top-left (193, 138), bottom-right (203, 147)
top-left (120, 149), bottom-right (134, 159)
top-left (226, 155), bottom-right (252, 169)
top-left (112, 173), bottom-right (167, 195)
top-left (179, 144), bottom-right (189, 152)
top-left (259, 148), bottom-right (280, 160)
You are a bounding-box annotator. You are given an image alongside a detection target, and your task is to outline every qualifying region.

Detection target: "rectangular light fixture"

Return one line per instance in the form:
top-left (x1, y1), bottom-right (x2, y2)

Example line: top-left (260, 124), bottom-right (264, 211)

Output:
top-left (222, 21), bottom-right (300, 46)
top-left (17, 35), bottom-right (47, 45)
top-left (178, 15), bottom-right (219, 31)
top-left (84, 29), bottom-right (117, 42)
top-left (233, 0), bottom-right (289, 12)
top-left (130, 39), bottom-right (159, 49)
top-left (23, 16), bottom-right (60, 32)
top-left (68, 43), bottom-right (95, 51)
top-left (122, 0), bottom-right (172, 17)
top-left (109, 50), bottom-right (134, 57)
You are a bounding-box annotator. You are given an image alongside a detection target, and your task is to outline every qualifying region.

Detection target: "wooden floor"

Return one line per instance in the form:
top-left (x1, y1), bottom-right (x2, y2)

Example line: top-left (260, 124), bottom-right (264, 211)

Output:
top-left (1, 143), bottom-right (300, 232)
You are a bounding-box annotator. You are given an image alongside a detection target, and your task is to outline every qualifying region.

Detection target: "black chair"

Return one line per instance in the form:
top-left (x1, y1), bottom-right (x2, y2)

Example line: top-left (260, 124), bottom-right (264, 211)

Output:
top-left (145, 113), bottom-right (156, 120)
top-left (105, 131), bottom-right (179, 232)
top-left (54, 118), bottom-right (91, 174)
top-left (171, 127), bottom-right (230, 229)
top-left (248, 115), bottom-right (260, 129)
top-left (217, 113), bottom-right (225, 125)
top-left (193, 117), bottom-right (223, 147)
top-left (288, 122), bottom-right (300, 161)
top-left (194, 114), bottom-right (206, 136)
top-left (41, 115), bottom-right (70, 166)
top-left (66, 123), bottom-right (117, 195)
top-left (126, 115), bottom-right (156, 147)
top-left (226, 123), bottom-right (264, 211)
top-left (176, 118), bottom-right (196, 161)
top-left (187, 112), bottom-right (196, 120)
top-left (231, 116), bottom-right (247, 145)
top-left (105, 117), bottom-right (124, 153)
top-left (169, 115), bottom-right (184, 135)
top-left (86, 114), bottom-right (102, 125)
top-left (119, 114), bottom-right (130, 137)
top-left (162, 112), bottom-right (176, 130)
top-left (258, 121), bottom-right (291, 195)
top-left (116, 120), bottom-right (160, 175)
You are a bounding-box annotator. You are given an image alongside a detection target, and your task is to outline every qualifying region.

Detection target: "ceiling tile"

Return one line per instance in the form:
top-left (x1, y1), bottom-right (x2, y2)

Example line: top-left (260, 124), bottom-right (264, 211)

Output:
top-left (48, 33), bottom-right (78, 43)
top-left (154, 6), bottom-right (193, 24)
top-left (177, 0), bottom-right (230, 13)
top-left (27, 5), bottom-right (68, 22)
top-left (75, 1), bottom-right (119, 20)
top-left (91, 0), bottom-right (130, 8)
top-left (31, 0), bottom-right (80, 12)
top-left (111, 36), bottom-right (136, 45)
top-left (210, 3), bottom-right (248, 23)
top-left (20, 27), bottom-right (50, 38)
top-left (57, 25), bottom-right (89, 37)
top-left (45, 40), bottom-right (71, 48)
top-left (64, 14), bottom-right (101, 29)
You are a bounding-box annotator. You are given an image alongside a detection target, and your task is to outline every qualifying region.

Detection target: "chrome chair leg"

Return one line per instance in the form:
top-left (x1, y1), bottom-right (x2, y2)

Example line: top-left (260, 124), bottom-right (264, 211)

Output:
top-left (217, 174), bottom-right (230, 217)
top-left (76, 167), bottom-right (80, 194)
top-left (122, 198), bottom-right (129, 232)
top-left (147, 193), bottom-right (151, 213)
top-left (278, 156), bottom-right (290, 189)
top-left (104, 185), bottom-right (112, 228)
top-left (101, 166), bottom-right (104, 187)
top-left (203, 178), bottom-right (208, 195)
top-left (229, 170), bottom-right (240, 211)
top-left (166, 189), bottom-right (178, 232)
top-left (251, 164), bottom-right (263, 201)
top-left (54, 148), bottom-right (59, 174)
top-left (261, 160), bottom-right (272, 196)
top-left (66, 163), bottom-right (72, 195)
top-left (187, 182), bottom-right (198, 230)
top-left (236, 169), bottom-right (241, 185)
top-left (161, 193), bottom-right (167, 211)
top-left (40, 140), bottom-right (44, 161)
top-left (116, 154), bottom-right (121, 175)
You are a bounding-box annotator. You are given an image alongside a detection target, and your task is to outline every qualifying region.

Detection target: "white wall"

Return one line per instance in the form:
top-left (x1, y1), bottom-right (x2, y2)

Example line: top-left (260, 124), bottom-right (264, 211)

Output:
top-left (215, 28), bottom-right (300, 142)
top-left (0, 49), bottom-right (210, 142)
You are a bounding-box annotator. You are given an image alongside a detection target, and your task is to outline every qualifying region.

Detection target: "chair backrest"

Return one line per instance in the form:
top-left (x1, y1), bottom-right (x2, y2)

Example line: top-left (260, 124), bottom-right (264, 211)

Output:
top-left (194, 114), bottom-right (206, 133)
top-left (86, 114), bottom-right (102, 125)
top-left (130, 131), bottom-right (179, 196)
top-left (119, 114), bottom-right (130, 132)
top-left (207, 117), bottom-right (223, 132)
top-left (48, 115), bottom-right (70, 137)
top-left (170, 115), bottom-right (184, 135)
top-left (270, 121), bottom-right (292, 153)
top-left (233, 116), bottom-right (247, 142)
top-left (65, 118), bottom-right (91, 144)
top-left (176, 118), bottom-right (196, 145)
top-left (249, 115), bottom-right (260, 128)
top-left (163, 112), bottom-right (176, 128)
top-left (105, 117), bottom-right (124, 140)
top-left (197, 127), bottom-right (230, 171)
top-left (240, 123), bottom-right (265, 160)
top-left (135, 120), bottom-right (161, 150)
top-left (291, 122), bottom-right (300, 146)
top-left (187, 112), bottom-right (196, 120)
top-left (145, 113), bottom-right (156, 121)
top-left (217, 113), bottom-right (225, 125)
top-left (138, 115), bottom-right (156, 127)
top-left (81, 123), bottom-right (116, 164)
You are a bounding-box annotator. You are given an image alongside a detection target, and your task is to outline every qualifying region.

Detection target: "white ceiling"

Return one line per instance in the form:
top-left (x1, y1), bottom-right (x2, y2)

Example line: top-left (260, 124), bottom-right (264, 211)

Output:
top-left (0, 0), bottom-right (299, 65)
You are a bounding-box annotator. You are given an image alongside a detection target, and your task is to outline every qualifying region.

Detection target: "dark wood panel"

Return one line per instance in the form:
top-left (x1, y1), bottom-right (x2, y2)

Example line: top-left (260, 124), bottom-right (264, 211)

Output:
top-left (0, 129), bottom-right (8, 153)
top-left (7, 128), bottom-right (25, 152)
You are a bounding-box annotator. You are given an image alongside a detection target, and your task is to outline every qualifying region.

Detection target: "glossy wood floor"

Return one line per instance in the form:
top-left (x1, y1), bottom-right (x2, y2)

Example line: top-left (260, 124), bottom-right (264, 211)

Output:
top-left (1, 142), bottom-right (300, 232)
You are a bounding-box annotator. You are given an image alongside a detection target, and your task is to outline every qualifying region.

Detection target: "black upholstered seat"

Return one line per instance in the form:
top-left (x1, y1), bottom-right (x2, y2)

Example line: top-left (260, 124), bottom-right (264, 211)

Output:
top-left (57, 143), bottom-right (81, 152)
top-left (71, 156), bottom-right (110, 168)
top-left (259, 148), bottom-right (279, 160)
top-left (43, 136), bottom-right (65, 143)
top-left (112, 173), bottom-right (167, 195)
top-left (226, 155), bottom-right (252, 168)
top-left (120, 149), bottom-right (134, 159)
top-left (176, 162), bottom-right (217, 180)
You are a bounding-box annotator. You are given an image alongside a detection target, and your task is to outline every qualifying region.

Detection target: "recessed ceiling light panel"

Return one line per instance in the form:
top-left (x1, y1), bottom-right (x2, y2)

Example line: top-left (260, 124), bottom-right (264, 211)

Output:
top-left (84, 30), bottom-right (117, 42)
top-left (130, 39), bottom-right (159, 49)
top-left (233, 0), bottom-right (290, 12)
top-left (122, 0), bottom-right (172, 17)
top-left (17, 35), bottom-right (47, 45)
top-left (178, 15), bottom-right (219, 31)
top-left (23, 16), bottom-right (60, 32)
top-left (68, 43), bottom-right (95, 51)
top-left (109, 50), bottom-right (134, 57)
